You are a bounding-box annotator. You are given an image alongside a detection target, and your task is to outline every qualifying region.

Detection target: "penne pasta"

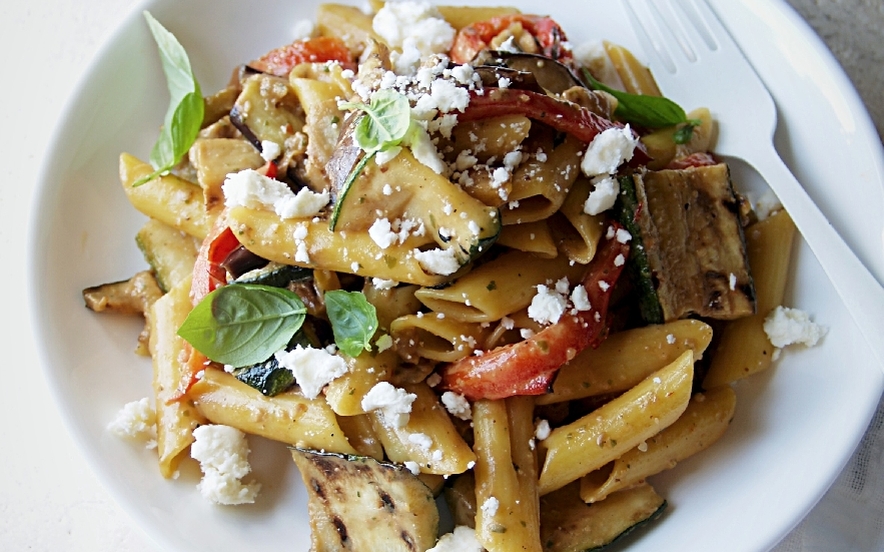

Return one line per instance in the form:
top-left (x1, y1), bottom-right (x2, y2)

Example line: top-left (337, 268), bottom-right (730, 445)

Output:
top-left (414, 249), bottom-right (586, 323)
top-left (189, 369), bottom-right (358, 455)
top-left (537, 319), bottom-right (713, 405)
top-left (704, 210), bottom-right (796, 387)
top-left (148, 276), bottom-right (206, 478)
top-left (538, 350), bottom-right (695, 495)
top-left (579, 385), bottom-right (737, 503)
top-left (368, 383), bottom-right (476, 475)
top-left (473, 398), bottom-right (542, 552)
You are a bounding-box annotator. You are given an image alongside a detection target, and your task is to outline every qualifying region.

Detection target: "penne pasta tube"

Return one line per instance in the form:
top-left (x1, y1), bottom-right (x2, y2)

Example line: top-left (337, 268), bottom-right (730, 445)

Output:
top-left (473, 398), bottom-right (542, 552)
top-left (496, 220), bottom-right (558, 258)
top-left (390, 313), bottom-right (491, 362)
top-left (225, 207), bottom-right (447, 287)
top-left (120, 153), bottom-right (214, 240)
top-left (704, 210), bottom-right (796, 388)
top-left (537, 319), bottom-right (712, 405)
top-left (369, 383), bottom-right (476, 475)
top-left (189, 369), bottom-right (357, 455)
top-left (538, 350), bottom-right (694, 495)
top-left (579, 385), bottom-right (737, 503)
top-left (549, 177), bottom-right (606, 265)
top-left (323, 348), bottom-right (398, 416)
top-left (336, 413), bottom-right (385, 460)
top-left (148, 276), bottom-right (206, 478)
top-left (502, 134), bottom-right (583, 225)
top-left (415, 250), bottom-right (586, 323)
top-left (540, 481), bottom-right (666, 552)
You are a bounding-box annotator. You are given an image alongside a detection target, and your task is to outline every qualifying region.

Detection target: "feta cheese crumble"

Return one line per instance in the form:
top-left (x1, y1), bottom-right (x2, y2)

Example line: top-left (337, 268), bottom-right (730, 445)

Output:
top-left (528, 283), bottom-right (569, 325)
top-left (583, 175), bottom-right (620, 215)
top-left (414, 247), bottom-right (461, 275)
top-left (580, 124), bottom-right (639, 177)
top-left (223, 169), bottom-right (329, 219)
top-left (427, 526), bottom-right (484, 552)
top-left (361, 382), bottom-right (418, 427)
top-left (441, 391), bottom-right (472, 421)
top-left (191, 425), bottom-right (261, 505)
top-left (107, 397), bottom-right (157, 449)
top-left (372, 1), bottom-right (455, 75)
top-left (274, 345), bottom-right (349, 399)
top-left (480, 496), bottom-right (500, 518)
top-left (534, 419), bottom-right (551, 441)
top-left (763, 306), bottom-right (827, 349)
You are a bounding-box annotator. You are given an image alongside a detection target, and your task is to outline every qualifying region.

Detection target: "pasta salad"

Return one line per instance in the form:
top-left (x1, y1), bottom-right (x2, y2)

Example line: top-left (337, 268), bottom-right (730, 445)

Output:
top-left (85, 1), bottom-right (823, 550)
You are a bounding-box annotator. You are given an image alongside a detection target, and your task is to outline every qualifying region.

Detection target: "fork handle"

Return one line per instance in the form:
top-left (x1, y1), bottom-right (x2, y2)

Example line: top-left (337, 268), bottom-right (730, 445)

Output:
top-left (750, 147), bottom-right (884, 374)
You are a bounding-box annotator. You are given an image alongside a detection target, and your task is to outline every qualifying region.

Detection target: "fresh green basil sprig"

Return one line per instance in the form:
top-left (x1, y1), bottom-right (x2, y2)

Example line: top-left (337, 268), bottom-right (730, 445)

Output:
top-left (178, 285), bottom-right (382, 367)
top-left (581, 68), bottom-right (700, 144)
top-left (177, 284), bottom-right (307, 367)
top-left (134, 12), bottom-right (204, 186)
top-left (330, 89), bottom-right (412, 229)
top-left (325, 290), bottom-right (379, 358)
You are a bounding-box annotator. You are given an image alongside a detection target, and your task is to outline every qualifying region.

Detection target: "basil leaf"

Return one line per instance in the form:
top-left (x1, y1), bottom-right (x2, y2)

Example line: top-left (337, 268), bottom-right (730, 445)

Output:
top-left (672, 119), bottom-right (702, 144)
top-left (177, 284), bottom-right (306, 367)
top-left (325, 290), bottom-right (378, 358)
top-left (339, 89), bottom-right (411, 153)
top-left (135, 12), bottom-right (204, 186)
top-left (581, 68), bottom-right (688, 129)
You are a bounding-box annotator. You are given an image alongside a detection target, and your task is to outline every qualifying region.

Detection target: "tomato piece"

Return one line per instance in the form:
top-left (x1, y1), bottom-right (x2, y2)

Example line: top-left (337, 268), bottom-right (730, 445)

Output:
top-left (666, 151), bottom-right (718, 170)
top-left (450, 14), bottom-right (572, 65)
top-left (439, 225), bottom-right (631, 401)
top-left (250, 36), bottom-right (355, 76)
top-left (460, 88), bottom-right (652, 166)
top-left (190, 218), bottom-right (240, 305)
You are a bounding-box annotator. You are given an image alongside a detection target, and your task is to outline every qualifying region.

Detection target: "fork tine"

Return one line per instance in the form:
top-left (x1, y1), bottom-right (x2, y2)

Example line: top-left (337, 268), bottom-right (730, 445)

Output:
top-left (624, 0), bottom-right (677, 73)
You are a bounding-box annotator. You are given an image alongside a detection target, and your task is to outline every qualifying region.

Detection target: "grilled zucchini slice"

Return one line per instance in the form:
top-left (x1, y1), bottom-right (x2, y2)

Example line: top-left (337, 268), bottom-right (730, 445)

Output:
top-left (292, 448), bottom-right (440, 552)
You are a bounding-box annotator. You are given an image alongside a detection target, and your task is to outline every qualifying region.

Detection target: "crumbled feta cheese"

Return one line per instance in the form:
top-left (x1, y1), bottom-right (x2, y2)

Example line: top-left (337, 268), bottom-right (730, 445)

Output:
top-left (376, 145), bottom-right (403, 166)
top-left (408, 432), bottom-right (434, 451)
top-left (372, 1), bottom-right (455, 75)
top-left (361, 382), bottom-right (418, 427)
top-left (372, 277), bottom-right (398, 290)
top-left (753, 189), bottom-right (782, 221)
top-left (763, 306), bottom-right (827, 348)
top-left (404, 461), bottom-right (421, 475)
top-left (260, 140), bottom-right (281, 162)
top-left (615, 228), bottom-right (632, 243)
top-left (570, 285), bottom-right (591, 312)
top-left (407, 123), bottom-right (446, 174)
top-left (427, 526), bottom-right (484, 552)
top-left (191, 425), bottom-right (260, 505)
top-left (107, 397), bottom-right (156, 449)
top-left (223, 169), bottom-right (329, 219)
top-left (414, 247), bottom-right (460, 275)
top-left (441, 391), bottom-right (472, 421)
top-left (481, 496), bottom-right (500, 518)
top-left (274, 345), bottom-right (349, 399)
top-left (528, 284), bottom-right (568, 325)
top-left (534, 419), bottom-right (551, 441)
top-left (583, 175), bottom-right (620, 215)
top-left (580, 125), bottom-right (639, 177)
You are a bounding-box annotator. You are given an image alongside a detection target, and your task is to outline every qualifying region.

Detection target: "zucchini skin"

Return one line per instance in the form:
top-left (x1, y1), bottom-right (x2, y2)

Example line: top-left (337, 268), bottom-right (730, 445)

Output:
top-left (615, 174), bottom-right (665, 325)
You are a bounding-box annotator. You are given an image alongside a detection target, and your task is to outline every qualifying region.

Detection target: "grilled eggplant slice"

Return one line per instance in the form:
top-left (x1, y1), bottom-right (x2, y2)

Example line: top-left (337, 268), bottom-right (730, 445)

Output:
top-left (292, 449), bottom-right (439, 552)
top-left (618, 164), bottom-right (755, 322)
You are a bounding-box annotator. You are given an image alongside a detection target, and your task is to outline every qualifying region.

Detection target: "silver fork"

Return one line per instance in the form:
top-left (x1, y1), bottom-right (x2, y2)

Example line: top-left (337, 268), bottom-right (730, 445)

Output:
top-left (624, 0), bottom-right (884, 373)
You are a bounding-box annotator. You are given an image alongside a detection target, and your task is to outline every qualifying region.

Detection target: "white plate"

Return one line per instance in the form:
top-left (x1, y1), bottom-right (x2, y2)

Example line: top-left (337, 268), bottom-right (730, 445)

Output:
top-left (28, 0), bottom-right (884, 551)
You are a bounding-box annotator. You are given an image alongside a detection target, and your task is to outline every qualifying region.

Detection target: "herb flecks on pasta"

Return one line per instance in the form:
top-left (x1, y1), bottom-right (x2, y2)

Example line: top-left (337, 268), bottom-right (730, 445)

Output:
top-left (86, 2), bottom-right (801, 551)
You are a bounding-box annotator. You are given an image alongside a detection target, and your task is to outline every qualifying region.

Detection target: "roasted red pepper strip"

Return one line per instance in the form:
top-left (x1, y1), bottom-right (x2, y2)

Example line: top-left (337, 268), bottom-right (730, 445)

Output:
top-left (167, 344), bottom-right (211, 404)
top-left (439, 224), bottom-right (631, 401)
top-left (450, 14), bottom-right (572, 65)
top-left (461, 88), bottom-right (652, 166)
top-left (665, 151), bottom-right (718, 170)
top-left (190, 218), bottom-right (240, 305)
top-left (250, 36), bottom-right (355, 76)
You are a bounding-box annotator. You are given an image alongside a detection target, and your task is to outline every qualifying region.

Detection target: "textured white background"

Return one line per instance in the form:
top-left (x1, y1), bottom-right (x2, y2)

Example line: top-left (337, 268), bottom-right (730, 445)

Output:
top-left (1, 0), bottom-right (881, 550)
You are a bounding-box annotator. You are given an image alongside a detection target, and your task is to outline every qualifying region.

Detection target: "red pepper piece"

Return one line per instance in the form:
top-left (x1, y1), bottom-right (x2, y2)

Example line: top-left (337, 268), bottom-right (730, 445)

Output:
top-left (450, 14), bottom-right (572, 65)
top-left (190, 219), bottom-right (240, 305)
top-left (461, 88), bottom-right (652, 166)
top-left (250, 36), bottom-right (355, 76)
top-left (439, 224), bottom-right (631, 401)
top-left (665, 151), bottom-right (718, 170)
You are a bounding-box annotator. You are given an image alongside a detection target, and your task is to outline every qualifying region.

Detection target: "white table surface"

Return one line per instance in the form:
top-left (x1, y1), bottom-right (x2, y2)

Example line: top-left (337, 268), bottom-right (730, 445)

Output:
top-left (3, 0), bottom-right (882, 550)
